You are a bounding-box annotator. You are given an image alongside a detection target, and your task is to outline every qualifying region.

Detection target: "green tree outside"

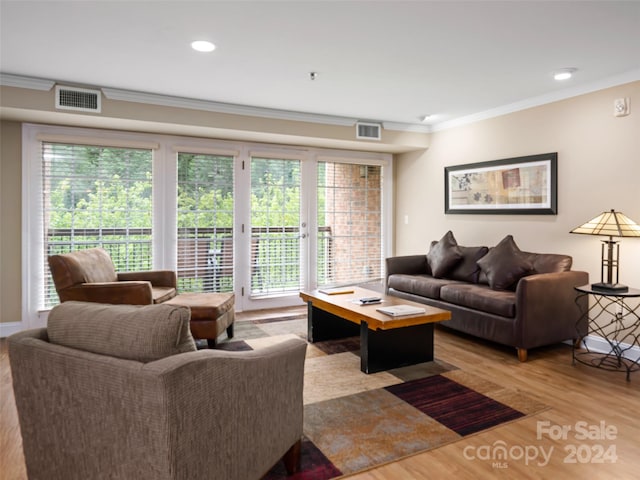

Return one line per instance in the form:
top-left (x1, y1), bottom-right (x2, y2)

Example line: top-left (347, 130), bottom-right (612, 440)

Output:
top-left (45, 147), bottom-right (343, 302)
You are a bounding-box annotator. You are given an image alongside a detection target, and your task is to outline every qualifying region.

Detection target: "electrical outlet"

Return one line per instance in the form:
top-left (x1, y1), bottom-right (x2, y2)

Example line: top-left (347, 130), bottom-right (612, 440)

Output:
top-left (614, 98), bottom-right (630, 117)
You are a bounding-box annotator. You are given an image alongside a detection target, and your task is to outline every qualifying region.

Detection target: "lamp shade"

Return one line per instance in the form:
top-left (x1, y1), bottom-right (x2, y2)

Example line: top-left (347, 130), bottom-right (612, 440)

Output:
top-left (570, 209), bottom-right (640, 238)
top-left (570, 209), bottom-right (639, 292)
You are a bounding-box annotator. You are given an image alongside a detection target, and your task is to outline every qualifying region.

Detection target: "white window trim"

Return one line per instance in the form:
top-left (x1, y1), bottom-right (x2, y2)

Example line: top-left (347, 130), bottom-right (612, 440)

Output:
top-left (22, 124), bottom-right (393, 328)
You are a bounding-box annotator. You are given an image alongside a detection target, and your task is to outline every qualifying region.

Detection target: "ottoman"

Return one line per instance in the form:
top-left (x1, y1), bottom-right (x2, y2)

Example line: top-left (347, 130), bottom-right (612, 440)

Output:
top-left (165, 292), bottom-right (235, 348)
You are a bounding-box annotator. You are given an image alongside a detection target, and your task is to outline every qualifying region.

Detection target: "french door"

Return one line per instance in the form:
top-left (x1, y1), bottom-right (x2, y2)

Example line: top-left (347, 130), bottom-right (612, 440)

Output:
top-left (237, 152), bottom-right (388, 311)
top-left (175, 147), bottom-right (389, 311)
top-left (238, 153), bottom-right (311, 310)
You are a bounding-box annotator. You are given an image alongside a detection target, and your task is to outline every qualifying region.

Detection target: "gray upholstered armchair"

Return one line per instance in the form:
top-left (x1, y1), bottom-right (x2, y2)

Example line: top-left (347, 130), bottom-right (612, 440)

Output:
top-left (8, 302), bottom-right (306, 480)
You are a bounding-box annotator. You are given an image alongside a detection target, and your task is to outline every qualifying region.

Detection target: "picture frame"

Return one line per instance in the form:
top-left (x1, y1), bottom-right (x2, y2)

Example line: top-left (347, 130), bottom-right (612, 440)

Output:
top-left (444, 153), bottom-right (557, 215)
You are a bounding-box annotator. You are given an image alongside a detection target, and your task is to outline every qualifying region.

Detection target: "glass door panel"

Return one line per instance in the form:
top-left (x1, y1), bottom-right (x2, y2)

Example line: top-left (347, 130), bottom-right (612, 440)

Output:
top-left (176, 152), bottom-right (234, 293)
top-left (317, 162), bottom-right (383, 287)
top-left (248, 157), bottom-right (304, 302)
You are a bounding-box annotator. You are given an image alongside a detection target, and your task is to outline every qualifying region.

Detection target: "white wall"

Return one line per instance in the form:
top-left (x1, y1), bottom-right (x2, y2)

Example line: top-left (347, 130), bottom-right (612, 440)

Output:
top-left (395, 81), bottom-right (640, 290)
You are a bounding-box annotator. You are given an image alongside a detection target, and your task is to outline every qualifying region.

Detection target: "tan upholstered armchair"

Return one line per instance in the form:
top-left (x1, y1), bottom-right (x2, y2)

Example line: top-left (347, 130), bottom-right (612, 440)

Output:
top-left (48, 247), bottom-right (177, 305)
top-left (8, 302), bottom-right (306, 480)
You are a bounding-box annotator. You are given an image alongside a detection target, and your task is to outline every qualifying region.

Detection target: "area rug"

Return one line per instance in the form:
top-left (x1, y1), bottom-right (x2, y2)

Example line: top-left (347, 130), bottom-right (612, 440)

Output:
top-left (215, 315), bottom-right (548, 479)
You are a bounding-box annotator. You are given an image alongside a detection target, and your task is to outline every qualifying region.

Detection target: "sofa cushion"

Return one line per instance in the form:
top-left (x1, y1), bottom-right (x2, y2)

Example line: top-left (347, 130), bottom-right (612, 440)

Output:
top-left (152, 286), bottom-right (177, 303)
top-left (440, 283), bottom-right (516, 318)
top-left (530, 253), bottom-right (573, 274)
top-left (427, 231), bottom-right (463, 278)
top-left (48, 248), bottom-right (119, 289)
top-left (388, 274), bottom-right (461, 299)
top-left (449, 246), bottom-right (489, 283)
top-left (477, 235), bottom-right (533, 290)
top-left (47, 301), bottom-right (196, 362)
top-left (79, 248), bottom-right (119, 283)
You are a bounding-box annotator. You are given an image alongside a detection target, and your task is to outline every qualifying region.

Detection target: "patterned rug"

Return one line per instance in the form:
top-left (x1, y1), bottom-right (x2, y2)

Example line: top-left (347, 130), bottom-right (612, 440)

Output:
top-left (215, 315), bottom-right (547, 479)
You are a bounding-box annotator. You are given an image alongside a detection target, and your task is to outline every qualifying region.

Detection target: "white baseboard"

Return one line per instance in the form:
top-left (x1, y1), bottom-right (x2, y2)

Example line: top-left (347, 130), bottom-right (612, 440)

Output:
top-left (0, 322), bottom-right (25, 338)
top-left (580, 334), bottom-right (640, 362)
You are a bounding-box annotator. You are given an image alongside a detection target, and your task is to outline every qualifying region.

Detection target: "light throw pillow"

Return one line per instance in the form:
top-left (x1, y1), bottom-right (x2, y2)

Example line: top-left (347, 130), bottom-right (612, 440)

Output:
top-left (477, 235), bottom-right (533, 290)
top-left (48, 301), bottom-right (196, 362)
top-left (427, 231), bottom-right (463, 278)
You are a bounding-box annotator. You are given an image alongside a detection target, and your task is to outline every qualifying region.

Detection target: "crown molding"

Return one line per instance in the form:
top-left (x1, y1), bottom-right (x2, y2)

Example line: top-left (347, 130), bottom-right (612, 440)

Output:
top-left (0, 72), bottom-right (429, 133)
top-left (7, 69), bottom-right (636, 135)
top-left (102, 88), bottom-right (431, 133)
top-left (382, 121), bottom-right (431, 133)
top-left (101, 87), bottom-right (361, 127)
top-left (431, 68), bottom-right (640, 132)
top-left (0, 73), bottom-right (54, 91)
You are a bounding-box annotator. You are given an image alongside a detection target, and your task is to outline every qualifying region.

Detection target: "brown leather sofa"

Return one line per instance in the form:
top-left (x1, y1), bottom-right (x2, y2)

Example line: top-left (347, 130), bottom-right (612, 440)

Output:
top-left (385, 232), bottom-right (588, 361)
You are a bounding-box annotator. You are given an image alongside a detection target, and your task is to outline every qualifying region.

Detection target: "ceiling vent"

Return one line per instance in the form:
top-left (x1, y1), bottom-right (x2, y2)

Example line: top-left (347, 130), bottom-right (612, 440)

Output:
top-left (356, 122), bottom-right (381, 141)
top-left (55, 85), bottom-right (102, 113)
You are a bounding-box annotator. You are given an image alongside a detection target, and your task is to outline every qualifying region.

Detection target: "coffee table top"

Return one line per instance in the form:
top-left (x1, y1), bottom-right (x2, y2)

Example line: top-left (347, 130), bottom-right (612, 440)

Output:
top-left (299, 287), bottom-right (451, 331)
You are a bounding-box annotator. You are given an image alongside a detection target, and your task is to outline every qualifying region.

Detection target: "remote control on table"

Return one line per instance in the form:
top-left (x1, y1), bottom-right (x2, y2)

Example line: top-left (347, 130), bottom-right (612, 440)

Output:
top-left (359, 297), bottom-right (382, 304)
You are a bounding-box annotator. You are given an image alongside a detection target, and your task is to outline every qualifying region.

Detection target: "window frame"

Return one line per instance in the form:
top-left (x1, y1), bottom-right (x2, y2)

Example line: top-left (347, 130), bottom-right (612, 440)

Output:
top-left (40, 141), bottom-right (155, 308)
top-left (22, 124), bottom-right (393, 328)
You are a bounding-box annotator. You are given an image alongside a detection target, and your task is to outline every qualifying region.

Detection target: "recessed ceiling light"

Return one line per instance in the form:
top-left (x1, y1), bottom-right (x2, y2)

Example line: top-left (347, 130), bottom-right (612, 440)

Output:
top-left (191, 40), bottom-right (216, 53)
top-left (553, 68), bottom-right (577, 81)
top-left (420, 114), bottom-right (434, 123)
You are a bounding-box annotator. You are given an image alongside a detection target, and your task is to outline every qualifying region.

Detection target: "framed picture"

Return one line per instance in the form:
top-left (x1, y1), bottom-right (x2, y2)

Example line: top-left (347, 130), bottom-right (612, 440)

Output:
top-left (444, 153), bottom-right (557, 215)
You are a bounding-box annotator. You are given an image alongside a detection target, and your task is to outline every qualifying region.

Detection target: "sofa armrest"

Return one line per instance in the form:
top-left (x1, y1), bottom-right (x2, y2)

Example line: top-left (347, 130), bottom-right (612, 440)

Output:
top-left (145, 337), bottom-right (307, 479)
top-left (386, 255), bottom-right (428, 276)
top-left (59, 281), bottom-right (154, 305)
top-left (515, 270), bottom-right (589, 349)
top-left (385, 255), bottom-right (428, 293)
top-left (118, 270), bottom-right (177, 288)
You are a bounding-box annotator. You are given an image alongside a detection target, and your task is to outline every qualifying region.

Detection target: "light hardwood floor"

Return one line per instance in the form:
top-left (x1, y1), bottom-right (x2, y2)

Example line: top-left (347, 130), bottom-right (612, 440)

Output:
top-left (2, 310), bottom-right (639, 479)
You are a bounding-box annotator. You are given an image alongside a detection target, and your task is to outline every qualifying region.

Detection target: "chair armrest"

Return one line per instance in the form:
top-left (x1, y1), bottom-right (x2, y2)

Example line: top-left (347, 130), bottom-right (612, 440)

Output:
top-left (515, 270), bottom-right (589, 348)
top-left (144, 337), bottom-right (307, 479)
top-left (118, 270), bottom-right (177, 288)
top-left (59, 281), bottom-right (153, 305)
top-left (8, 328), bottom-right (49, 344)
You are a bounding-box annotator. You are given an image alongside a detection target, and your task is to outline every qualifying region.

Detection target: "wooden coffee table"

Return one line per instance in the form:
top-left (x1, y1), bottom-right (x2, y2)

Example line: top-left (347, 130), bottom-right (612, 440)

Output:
top-left (299, 287), bottom-right (451, 374)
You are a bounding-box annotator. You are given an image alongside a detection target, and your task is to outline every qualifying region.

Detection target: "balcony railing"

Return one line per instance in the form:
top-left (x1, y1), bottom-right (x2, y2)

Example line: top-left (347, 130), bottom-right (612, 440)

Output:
top-left (45, 226), bottom-right (334, 305)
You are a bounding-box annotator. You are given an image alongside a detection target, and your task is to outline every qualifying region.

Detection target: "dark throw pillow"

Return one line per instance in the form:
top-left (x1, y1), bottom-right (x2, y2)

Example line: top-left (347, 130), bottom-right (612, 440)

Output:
top-left (427, 231), bottom-right (463, 278)
top-left (477, 235), bottom-right (533, 290)
top-left (449, 245), bottom-right (490, 283)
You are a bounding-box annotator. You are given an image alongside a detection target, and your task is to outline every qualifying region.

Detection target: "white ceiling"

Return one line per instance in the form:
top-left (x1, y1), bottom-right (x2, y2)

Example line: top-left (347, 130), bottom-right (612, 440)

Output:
top-left (1, 1), bottom-right (640, 130)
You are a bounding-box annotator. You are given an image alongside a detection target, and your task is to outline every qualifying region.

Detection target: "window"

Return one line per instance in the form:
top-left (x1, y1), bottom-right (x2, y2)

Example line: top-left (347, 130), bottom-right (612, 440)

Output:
top-left (41, 142), bottom-right (153, 307)
top-left (317, 162), bottom-right (383, 287)
top-left (23, 124), bottom-right (392, 323)
top-left (177, 152), bottom-right (234, 293)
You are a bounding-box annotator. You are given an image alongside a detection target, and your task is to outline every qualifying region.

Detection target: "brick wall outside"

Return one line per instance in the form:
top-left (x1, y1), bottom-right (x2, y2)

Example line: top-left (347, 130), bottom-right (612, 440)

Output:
top-left (322, 163), bottom-right (382, 284)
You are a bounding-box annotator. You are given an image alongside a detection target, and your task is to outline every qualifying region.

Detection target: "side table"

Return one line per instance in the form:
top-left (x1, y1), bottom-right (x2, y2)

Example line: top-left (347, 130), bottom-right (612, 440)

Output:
top-left (574, 285), bottom-right (640, 381)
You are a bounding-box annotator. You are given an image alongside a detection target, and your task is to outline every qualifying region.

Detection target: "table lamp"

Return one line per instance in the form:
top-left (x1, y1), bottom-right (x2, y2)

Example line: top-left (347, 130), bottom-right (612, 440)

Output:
top-left (570, 209), bottom-right (640, 292)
